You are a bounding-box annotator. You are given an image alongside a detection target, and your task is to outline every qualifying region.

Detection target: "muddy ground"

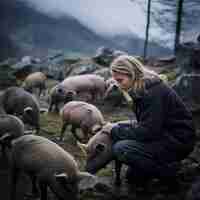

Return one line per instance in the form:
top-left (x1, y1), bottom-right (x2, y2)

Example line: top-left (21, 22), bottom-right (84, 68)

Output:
top-left (1, 78), bottom-right (200, 200)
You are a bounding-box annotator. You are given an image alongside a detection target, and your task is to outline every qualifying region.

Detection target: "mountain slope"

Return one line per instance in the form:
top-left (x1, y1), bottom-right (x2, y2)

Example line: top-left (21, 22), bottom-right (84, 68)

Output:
top-left (0, 0), bottom-right (172, 61)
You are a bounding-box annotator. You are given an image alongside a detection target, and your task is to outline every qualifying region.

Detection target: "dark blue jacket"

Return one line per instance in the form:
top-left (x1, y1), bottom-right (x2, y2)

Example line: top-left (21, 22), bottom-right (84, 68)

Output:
top-left (126, 78), bottom-right (196, 156)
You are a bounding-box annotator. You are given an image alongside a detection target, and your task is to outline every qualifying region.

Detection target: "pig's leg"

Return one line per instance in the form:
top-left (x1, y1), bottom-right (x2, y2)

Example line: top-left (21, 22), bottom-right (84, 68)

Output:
top-left (9, 166), bottom-right (19, 200)
top-left (39, 180), bottom-right (48, 200)
top-left (48, 100), bottom-right (53, 112)
top-left (55, 103), bottom-right (60, 113)
top-left (1, 143), bottom-right (6, 157)
top-left (115, 160), bottom-right (122, 186)
top-left (24, 174), bottom-right (40, 198)
top-left (31, 175), bottom-right (39, 196)
top-left (39, 86), bottom-right (42, 97)
top-left (71, 125), bottom-right (82, 142)
top-left (60, 123), bottom-right (67, 141)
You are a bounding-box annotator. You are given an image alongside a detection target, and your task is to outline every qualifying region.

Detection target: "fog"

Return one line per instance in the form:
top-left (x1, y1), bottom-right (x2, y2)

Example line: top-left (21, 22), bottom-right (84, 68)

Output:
top-left (18, 0), bottom-right (171, 44)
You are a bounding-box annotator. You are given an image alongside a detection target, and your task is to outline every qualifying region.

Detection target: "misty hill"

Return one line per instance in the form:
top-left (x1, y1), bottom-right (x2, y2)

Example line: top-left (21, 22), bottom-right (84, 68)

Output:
top-left (0, 0), bottom-right (172, 61)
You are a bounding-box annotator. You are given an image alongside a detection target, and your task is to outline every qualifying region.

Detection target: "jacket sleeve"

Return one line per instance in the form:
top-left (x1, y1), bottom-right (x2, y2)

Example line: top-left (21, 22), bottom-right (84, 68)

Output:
top-left (131, 87), bottom-right (165, 142)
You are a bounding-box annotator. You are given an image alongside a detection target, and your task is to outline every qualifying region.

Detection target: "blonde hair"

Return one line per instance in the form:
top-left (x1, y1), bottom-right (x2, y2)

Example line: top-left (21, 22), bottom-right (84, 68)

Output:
top-left (110, 55), bottom-right (160, 93)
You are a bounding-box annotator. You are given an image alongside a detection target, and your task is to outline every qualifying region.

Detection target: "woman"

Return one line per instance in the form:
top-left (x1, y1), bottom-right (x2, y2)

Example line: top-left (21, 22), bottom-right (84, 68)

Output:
top-left (109, 55), bottom-right (196, 187)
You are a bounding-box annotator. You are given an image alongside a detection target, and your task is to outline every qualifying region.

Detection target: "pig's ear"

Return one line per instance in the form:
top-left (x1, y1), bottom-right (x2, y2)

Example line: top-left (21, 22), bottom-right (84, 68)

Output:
top-left (24, 107), bottom-right (33, 115)
top-left (95, 143), bottom-right (105, 154)
top-left (92, 124), bottom-right (102, 134)
top-left (0, 133), bottom-right (13, 148)
top-left (55, 173), bottom-right (68, 185)
top-left (77, 171), bottom-right (97, 190)
top-left (40, 108), bottom-right (48, 114)
top-left (86, 109), bottom-right (92, 115)
top-left (24, 130), bottom-right (34, 135)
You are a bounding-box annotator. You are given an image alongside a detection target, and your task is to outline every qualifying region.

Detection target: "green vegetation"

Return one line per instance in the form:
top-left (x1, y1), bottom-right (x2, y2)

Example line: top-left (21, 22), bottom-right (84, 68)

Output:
top-left (97, 166), bottom-right (113, 177)
top-left (165, 70), bottom-right (178, 81)
top-left (40, 112), bottom-right (61, 136)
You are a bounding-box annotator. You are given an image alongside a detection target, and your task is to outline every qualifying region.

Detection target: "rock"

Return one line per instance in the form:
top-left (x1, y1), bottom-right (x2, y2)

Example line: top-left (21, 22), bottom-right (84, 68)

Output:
top-left (43, 62), bottom-right (65, 80)
top-left (94, 68), bottom-right (111, 80)
top-left (79, 176), bottom-right (112, 195)
top-left (176, 42), bottom-right (200, 74)
top-left (0, 60), bottom-right (17, 89)
top-left (21, 56), bottom-right (40, 64)
top-left (66, 58), bottom-right (104, 77)
top-left (69, 64), bottom-right (96, 76)
top-left (146, 55), bottom-right (176, 67)
top-left (173, 74), bottom-right (200, 112)
top-left (93, 46), bottom-right (126, 66)
top-left (11, 58), bottom-right (38, 81)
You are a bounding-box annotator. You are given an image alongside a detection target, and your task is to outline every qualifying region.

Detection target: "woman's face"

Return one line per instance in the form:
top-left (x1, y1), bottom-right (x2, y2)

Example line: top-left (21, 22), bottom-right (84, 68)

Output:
top-left (112, 71), bottom-right (133, 91)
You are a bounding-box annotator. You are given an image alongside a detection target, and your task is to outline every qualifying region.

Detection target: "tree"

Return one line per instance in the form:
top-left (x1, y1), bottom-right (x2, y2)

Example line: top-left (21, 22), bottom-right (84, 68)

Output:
top-left (143, 0), bottom-right (152, 60)
top-left (151, 0), bottom-right (199, 53)
top-left (130, 0), bottom-right (199, 54)
top-left (174, 0), bottom-right (184, 54)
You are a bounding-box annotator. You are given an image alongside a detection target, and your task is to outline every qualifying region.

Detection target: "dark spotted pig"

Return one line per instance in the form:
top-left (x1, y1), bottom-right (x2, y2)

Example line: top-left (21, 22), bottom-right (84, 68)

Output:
top-left (48, 84), bottom-right (70, 112)
top-left (0, 114), bottom-right (24, 153)
top-left (0, 87), bottom-right (40, 133)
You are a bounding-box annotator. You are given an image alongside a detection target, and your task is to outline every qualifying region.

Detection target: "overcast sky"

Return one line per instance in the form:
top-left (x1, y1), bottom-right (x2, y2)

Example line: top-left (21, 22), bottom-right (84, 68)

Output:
top-left (18, 0), bottom-right (173, 46)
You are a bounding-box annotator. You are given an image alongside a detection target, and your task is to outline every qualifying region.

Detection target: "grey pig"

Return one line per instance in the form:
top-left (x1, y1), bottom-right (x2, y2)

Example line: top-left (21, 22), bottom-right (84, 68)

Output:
top-left (0, 87), bottom-right (40, 133)
top-left (59, 101), bottom-right (105, 142)
top-left (22, 72), bottom-right (47, 97)
top-left (48, 84), bottom-right (71, 112)
top-left (0, 134), bottom-right (96, 200)
top-left (78, 120), bottom-right (133, 185)
top-left (0, 114), bottom-right (24, 154)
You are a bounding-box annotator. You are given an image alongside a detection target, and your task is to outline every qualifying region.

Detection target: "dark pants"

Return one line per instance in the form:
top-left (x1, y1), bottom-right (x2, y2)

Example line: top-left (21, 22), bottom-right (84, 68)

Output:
top-left (111, 124), bottom-right (183, 181)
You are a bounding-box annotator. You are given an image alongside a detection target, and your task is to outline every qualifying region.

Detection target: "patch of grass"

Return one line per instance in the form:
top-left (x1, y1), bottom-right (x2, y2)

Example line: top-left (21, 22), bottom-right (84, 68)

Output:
top-left (97, 168), bottom-right (113, 177)
top-left (110, 116), bottom-right (130, 122)
top-left (165, 70), bottom-right (178, 81)
top-left (80, 191), bottom-right (96, 200)
top-left (40, 112), bottom-right (62, 136)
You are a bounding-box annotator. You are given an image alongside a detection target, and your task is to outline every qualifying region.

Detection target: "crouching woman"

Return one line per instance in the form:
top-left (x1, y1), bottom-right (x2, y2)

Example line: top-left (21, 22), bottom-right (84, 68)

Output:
top-left (110, 55), bottom-right (196, 186)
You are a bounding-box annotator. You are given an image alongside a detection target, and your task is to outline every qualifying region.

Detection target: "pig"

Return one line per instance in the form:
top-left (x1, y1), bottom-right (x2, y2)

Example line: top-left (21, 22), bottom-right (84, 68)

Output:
top-left (0, 114), bottom-right (24, 154)
top-left (48, 84), bottom-right (72, 112)
top-left (77, 120), bottom-right (132, 185)
top-left (105, 77), bottom-right (117, 88)
top-left (60, 74), bottom-right (106, 103)
top-left (59, 101), bottom-right (105, 142)
top-left (0, 134), bottom-right (96, 200)
top-left (0, 87), bottom-right (40, 133)
top-left (48, 74), bottom-right (106, 112)
top-left (22, 72), bottom-right (47, 97)
top-left (103, 79), bottom-right (125, 107)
